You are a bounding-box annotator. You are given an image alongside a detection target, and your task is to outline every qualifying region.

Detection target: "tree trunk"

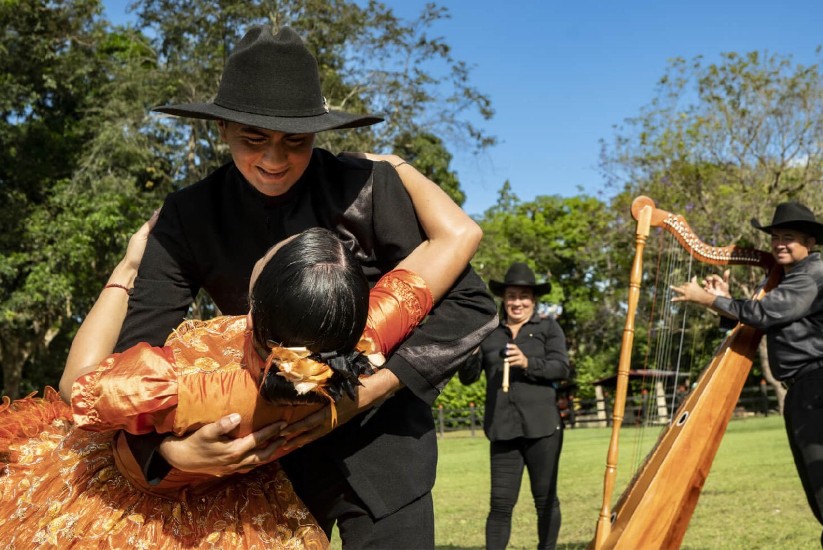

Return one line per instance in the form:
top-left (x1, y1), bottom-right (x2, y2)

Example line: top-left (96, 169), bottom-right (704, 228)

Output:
top-left (0, 321), bottom-right (60, 398)
top-left (0, 335), bottom-right (34, 398)
top-left (757, 338), bottom-right (785, 414)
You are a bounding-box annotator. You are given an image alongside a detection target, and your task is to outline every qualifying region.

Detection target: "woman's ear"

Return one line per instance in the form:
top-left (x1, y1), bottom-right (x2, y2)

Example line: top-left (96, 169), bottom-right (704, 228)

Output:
top-left (246, 310), bottom-right (254, 330)
top-left (217, 119), bottom-right (228, 141)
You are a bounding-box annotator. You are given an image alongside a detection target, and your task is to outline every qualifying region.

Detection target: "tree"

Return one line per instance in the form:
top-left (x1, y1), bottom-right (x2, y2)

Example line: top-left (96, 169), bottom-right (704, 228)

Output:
top-left (131, 0), bottom-right (494, 192)
top-left (602, 50), bottom-right (823, 241)
top-left (600, 50), bottom-right (823, 404)
top-left (2, 0), bottom-right (495, 396)
top-left (0, 1), bottom-right (166, 396)
top-left (465, 187), bottom-right (618, 398)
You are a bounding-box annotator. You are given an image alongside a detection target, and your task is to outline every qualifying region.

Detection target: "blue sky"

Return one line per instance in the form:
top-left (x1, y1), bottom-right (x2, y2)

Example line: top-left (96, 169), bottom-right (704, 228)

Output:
top-left (102, 1), bottom-right (823, 216)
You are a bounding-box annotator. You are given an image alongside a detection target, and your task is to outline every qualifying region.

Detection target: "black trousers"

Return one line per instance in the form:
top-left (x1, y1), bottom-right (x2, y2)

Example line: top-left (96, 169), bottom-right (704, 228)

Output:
top-left (283, 454), bottom-right (434, 549)
top-left (784, 369), bottom-right (823, 547)
top-left (486, 432), bottom-right (563, 550)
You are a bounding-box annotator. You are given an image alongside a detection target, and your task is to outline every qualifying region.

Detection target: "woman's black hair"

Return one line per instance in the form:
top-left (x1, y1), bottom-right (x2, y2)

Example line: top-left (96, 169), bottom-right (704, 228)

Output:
top-left (250, 228), bottom-right (373, 404)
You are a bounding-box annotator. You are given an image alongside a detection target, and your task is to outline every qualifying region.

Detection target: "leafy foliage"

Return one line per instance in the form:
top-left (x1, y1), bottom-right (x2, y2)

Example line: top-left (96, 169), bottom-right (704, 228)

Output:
top-left (0, 1), bottom-right (167, 396)
top-left (0, 0), bottom-right (493, 396)
top-left (469, 189), bottom-right (620, 398)
top-left (598, 50), bottom-right (823, 395)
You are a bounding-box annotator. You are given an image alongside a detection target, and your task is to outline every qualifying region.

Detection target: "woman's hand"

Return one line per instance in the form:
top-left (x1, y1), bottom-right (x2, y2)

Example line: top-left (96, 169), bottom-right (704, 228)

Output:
top-left (341, 151), bottom-right (404, 167)
top-left (61, 209), bottom-right (161, 402)
top-left (159, 414), bottom-right (288, 477)
top-left (503, 343), bottom-right (529, 370)
top-left (108, 209), bottom-right (160, 288)
top-left (124, 209), bottom-right (160, 271)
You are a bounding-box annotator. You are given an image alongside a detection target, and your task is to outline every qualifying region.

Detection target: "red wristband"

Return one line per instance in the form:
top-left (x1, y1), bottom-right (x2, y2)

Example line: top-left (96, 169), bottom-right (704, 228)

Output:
top-left (104, 283), bottom-right (133, 295)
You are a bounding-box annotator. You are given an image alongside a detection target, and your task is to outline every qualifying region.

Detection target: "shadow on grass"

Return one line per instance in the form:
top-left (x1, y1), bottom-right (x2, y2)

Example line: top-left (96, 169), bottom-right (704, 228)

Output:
top-left (558, 541), bottom-right (592, 549)
top-left (435, 540), bottom-right (590, 550)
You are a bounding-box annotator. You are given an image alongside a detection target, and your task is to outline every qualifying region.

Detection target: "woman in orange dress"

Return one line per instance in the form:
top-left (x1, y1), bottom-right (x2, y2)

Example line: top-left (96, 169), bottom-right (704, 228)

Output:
top-left (0, 155), bottom-right (481, 549)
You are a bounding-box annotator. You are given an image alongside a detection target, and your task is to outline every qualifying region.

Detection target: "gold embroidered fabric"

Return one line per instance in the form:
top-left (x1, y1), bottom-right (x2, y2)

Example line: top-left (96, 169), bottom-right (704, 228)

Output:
top-left (0, 268), bottom-right (432, 548)
top-left (361, 268), bottom-right (432, 356)
top-left (0, 390), bottom-right (328, 549)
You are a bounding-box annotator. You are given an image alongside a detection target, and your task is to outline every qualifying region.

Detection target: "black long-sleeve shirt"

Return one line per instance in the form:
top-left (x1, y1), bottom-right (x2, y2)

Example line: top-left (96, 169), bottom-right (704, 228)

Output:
top-left (713, 252), bottom-right (823, 380)
top-left (460, 311), bottom-right (570, 441)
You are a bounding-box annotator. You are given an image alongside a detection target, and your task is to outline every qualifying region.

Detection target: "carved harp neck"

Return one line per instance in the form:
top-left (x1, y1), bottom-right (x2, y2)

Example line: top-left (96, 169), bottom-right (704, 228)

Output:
top-left (631, 195), bottom-right (775, 271)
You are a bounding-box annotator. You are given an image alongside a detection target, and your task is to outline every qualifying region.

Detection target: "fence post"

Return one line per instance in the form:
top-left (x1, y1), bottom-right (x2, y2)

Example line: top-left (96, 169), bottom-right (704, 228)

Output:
top-left (438, 404), bottom-right (445, 438)
top-left (469, 402), bottom-right (476, 437)
top-left (759, 378), bottom-right (769, 416)
top-left (595, 385), bottom-right (607, 427)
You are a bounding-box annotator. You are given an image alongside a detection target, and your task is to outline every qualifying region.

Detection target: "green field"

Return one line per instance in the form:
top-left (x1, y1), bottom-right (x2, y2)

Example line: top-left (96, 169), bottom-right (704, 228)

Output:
top-left (429, 415), bottom-right (820, 549)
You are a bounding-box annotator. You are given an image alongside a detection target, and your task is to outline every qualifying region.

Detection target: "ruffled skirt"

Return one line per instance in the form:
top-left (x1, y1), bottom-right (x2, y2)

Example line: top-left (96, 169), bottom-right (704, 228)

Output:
top-left (0, 388), bottom-right (328, 549)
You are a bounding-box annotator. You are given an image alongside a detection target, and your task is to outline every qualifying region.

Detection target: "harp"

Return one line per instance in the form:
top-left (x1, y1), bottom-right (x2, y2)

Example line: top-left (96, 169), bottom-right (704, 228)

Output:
top-left (590, 196), bottom-right (781, 549)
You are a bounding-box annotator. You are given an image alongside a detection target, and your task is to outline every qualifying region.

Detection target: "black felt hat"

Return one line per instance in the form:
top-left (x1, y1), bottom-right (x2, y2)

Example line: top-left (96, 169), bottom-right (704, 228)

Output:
top-left (751, 201), bottom-right (823, 241)
top-left (153, 26), bottom-right (383, 133)
top-left (488, 262), bottom-right (551, 297)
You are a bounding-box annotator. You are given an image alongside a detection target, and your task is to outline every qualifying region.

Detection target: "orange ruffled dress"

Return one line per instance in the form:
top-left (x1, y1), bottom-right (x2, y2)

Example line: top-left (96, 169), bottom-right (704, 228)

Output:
top-left (0, 269), bottom-right (432, 549)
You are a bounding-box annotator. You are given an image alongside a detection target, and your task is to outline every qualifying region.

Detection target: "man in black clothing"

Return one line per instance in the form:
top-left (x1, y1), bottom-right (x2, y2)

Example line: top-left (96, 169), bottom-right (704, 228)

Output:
top-left (672, 201), bottom-right (823, 547)
top-left (117, 26), bottom-right (496, 548)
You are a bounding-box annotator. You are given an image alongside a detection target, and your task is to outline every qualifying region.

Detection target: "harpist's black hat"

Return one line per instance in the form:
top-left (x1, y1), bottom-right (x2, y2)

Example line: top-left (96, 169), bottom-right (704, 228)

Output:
top-left (751, 202), bottom-right (823, 241)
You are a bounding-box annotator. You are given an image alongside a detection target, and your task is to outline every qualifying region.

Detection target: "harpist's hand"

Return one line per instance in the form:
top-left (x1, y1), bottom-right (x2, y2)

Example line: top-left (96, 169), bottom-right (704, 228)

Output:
top-left (670, 277), bottom-right (716, 308)
top-left (702, 270), bottom-right (731, 299)
top-left (279, 368), bottom-right (403, 452)
top-left (159, 414), bottom-right (287, 476)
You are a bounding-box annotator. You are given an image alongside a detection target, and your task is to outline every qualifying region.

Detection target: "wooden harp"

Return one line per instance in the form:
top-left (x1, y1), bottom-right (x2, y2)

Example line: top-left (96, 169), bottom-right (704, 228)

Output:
top-left (590, 196), bottom-right (781, 549)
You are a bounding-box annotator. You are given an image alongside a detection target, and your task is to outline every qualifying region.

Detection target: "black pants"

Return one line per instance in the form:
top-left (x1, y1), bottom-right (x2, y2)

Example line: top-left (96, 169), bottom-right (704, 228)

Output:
top-left (283, 454), bottom-right (434, 549)
top-left (784, 369), bottom-right (823, 547)
top-left (486, 432), bottom-right (563, 550)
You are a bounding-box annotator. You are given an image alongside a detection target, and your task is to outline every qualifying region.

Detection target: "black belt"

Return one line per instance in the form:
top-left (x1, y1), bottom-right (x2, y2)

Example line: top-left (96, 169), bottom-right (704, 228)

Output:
top-left (783, 361), bottom-right (823, 388)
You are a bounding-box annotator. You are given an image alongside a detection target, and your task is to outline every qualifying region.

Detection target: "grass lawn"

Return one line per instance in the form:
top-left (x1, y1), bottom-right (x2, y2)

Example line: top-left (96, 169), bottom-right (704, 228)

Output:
top-left (430, 415), bottom-right (820, 550)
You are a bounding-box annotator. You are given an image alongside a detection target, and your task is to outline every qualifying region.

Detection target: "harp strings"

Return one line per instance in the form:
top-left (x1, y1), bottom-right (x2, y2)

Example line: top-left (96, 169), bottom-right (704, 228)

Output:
top-left (626, 228), bottom-right (715, 471)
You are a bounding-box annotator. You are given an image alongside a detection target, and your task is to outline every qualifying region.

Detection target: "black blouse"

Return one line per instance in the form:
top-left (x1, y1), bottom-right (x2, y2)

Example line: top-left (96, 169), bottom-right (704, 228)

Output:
top-left (461, 311), bottom-right (571, 441)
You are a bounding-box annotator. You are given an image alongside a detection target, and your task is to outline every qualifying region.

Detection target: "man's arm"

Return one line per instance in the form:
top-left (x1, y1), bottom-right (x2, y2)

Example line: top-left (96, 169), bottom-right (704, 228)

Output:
top-left (457, 348), bottom-right (483, 386)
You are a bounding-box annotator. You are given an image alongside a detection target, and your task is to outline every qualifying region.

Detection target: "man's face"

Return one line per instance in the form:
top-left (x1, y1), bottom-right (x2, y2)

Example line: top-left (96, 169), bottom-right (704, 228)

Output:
top-left (770, 228), bottom-right (814, 267)
top-left (218, 121), bottom-right (315, 196)
top-left (503, 286), bottom-right (535, 325)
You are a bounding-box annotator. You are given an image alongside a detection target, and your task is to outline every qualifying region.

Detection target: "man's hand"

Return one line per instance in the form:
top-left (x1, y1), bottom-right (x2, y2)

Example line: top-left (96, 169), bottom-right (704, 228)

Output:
top-left (702, 269), bottom-right (731, 298)
top-left (159, 414), bottom-right (287, 476)
top-left (671, 277), bottom-right (716, 307)
top-left (279, 368), bottom-right (402, 452)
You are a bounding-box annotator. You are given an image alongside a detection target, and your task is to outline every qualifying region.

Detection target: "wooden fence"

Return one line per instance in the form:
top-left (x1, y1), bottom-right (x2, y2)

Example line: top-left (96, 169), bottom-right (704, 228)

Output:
top-left (434, 383), bottom-right (778, 438)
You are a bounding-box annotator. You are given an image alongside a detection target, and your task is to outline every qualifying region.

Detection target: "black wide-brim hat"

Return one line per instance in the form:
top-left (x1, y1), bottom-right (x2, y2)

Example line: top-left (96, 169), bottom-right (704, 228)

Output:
top-left (153, 26), bottom-right (383, 134)
top-left (750, 201), bottom-right (823, 242)
top-left (488, 262), bottom-right (551, 297)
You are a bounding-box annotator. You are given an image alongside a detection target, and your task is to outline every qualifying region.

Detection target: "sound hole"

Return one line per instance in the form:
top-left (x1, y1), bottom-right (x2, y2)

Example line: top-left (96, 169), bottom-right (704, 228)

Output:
top-left (676, 411), bottom-right (689, 426)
